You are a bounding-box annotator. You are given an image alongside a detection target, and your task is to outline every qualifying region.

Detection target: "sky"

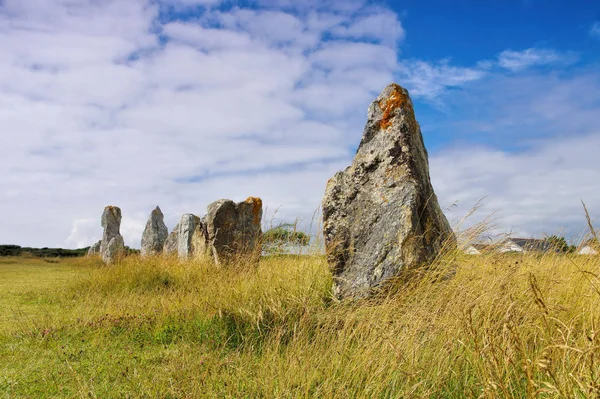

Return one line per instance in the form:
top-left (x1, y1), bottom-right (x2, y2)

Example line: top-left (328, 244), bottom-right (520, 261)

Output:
top-left (1, 0), bottom-right (599, 249)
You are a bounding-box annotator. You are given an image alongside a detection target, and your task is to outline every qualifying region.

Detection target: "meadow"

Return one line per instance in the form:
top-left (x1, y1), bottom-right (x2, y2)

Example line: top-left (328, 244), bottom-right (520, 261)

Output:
top-left (1, 249), bottom-right (599, 398)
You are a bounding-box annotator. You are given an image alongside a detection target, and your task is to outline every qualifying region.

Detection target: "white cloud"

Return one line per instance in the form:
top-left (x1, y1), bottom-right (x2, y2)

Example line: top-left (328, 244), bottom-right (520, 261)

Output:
top-left (427, 68), bottom-right (600, 239)
top-left (211, 8), bottom-right (321, 50)
top-left (397, 59), bottom-right (486, 100)
top-left (0, 0), bottom-right (597, 250)
top-left (591, 22), bottom-right (600, 40)
top-left (497, 48), bottom-right (569, 71)
top-left (431, 132), bottom-right (600, 240)
top-left (66, 219), bottom-right (98, 249)
top-left (162, 0), bottom-right (222, 5)
top-left (162, 22), bottom-right (256, 51)
top-left (257, 0), bottom-right (365, 14)
top-left (330, 9), bottom-right (404, 45)
top-left (0, 0), bottom-right (404, 248)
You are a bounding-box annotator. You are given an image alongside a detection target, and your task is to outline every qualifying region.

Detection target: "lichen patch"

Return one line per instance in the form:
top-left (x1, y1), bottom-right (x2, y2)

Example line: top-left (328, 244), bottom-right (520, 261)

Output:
top-left (245, 197), bottom-right (263, 224)
top-left (379, 85), bottom-right (411, 130)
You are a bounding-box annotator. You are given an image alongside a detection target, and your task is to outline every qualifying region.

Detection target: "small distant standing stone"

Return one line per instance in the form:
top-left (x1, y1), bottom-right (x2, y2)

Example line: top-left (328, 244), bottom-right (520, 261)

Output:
top-left (87, 240), bottom-right (101, 256)
top-left (99, 206), bottom-right (125, 264)
top-left (140, 206), bottom-right (169, 257)
top-left (204, 197), bottom-right (263, 265)
top-left (177, 213), bottom-right (207, 260)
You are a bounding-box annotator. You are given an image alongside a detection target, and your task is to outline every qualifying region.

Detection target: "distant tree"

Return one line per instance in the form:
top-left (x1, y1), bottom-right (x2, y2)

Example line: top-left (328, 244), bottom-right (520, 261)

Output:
top-left (546, 236), bottom-right (576, 253)
top-left (0, 245), bottom-right (88, 257)
top-left (0, 245), bottom-right (22, 256)
top-left (124, 246), bottom-right (140, 255)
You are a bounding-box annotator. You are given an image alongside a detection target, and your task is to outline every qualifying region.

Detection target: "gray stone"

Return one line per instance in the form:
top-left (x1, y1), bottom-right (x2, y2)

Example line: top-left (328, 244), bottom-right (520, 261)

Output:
top-left (205, 197), bottom-right (263, 265)
top-left (177, 214), bottom-right (207, 260)
top-left (140, 206), bottom-right (169, 257)
top-left (163, 223), bottom-right (179, 255)
top-left (87, 240), bottom-right (101, 256)
top-left (99, 206), bottom-right (125, 264)
top-left (322, 83), bottom-right (456, 300)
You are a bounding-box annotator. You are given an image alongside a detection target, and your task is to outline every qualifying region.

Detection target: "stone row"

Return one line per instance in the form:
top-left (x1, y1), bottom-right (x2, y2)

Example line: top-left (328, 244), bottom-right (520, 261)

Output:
top-left (88, 197), bottom-right (263, 265)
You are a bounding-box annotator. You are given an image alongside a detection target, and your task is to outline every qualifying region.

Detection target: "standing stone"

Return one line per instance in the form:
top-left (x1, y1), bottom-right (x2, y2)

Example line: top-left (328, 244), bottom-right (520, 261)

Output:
top-left (163, 223), bottom-right (179, 255)
top-left (177, 214), bottom-right (207, 260)
top-left (205, 197), bottom-right (263, 265)
top-left (322, 83), bottom-right (456, 300)
top-left (140, 206), bottom-right (169, 257)
top-left (87, 240), bottom-right (102, 256)
top-left (99, 206), bottom-right (125, 264)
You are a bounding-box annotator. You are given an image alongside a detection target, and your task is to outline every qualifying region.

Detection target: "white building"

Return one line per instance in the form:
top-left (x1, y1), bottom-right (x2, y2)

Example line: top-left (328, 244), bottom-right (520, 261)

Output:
top-left (499, 239), bottom-right (525, 253)
top-left (464, 245), bottom-right (481, 255)
top-left (577, 239), bottom-right (599, 255)
top-left (578, 245), bottom-right (598, 255)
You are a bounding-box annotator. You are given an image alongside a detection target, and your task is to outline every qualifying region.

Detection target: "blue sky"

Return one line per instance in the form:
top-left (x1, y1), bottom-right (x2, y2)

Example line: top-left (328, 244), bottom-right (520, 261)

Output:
top-left (400, 1), bottom-right (599, 61)
top-left (398, 0), bottom-right (600, 151)
top-left (0, 0), bottom-right (599, 248)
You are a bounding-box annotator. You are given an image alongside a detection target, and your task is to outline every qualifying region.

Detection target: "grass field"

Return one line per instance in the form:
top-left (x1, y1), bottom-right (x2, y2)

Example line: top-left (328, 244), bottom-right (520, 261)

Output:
top-left (0, 251), bottom-right (599, 398)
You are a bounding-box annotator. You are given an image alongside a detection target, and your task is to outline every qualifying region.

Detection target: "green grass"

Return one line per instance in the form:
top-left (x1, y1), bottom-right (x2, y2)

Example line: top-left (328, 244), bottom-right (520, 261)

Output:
top-left (0, 257), bottom-right (92, 334)
top-left (1, 253), bottom-right (599, 398)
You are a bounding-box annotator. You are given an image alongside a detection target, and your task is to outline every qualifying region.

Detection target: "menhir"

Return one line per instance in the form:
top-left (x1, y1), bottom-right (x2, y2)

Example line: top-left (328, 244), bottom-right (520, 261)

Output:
top-left (164, 197), bottom-right (263, 264)
top-left (140, 206), bottom-right (168, 257)
top-left (322, 83), bottom-right (456, 300)
top-left (204, 197), bottom-right (263, 265)
top-left (99, 206), bottom-right (125, 264)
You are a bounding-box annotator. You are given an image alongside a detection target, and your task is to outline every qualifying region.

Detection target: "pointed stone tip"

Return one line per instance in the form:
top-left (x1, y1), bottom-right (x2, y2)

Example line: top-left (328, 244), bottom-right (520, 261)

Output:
top-left (377, 83), bottom-right (413, 130)
top-left (379, 83), bottom-right (408, 96)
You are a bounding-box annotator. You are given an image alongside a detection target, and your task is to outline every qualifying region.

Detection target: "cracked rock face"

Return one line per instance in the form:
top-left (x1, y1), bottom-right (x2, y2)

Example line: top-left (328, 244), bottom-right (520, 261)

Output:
top-left (177, 213), bottom-right (207, 260)
top-left (99, 206), bottom-right (125, 264)
top-left (322, 83), bottom-right (456, 300)
top-left (140, 206), bottom-right (169, 257)
top-left (205, 197), bottom-right (263, 265)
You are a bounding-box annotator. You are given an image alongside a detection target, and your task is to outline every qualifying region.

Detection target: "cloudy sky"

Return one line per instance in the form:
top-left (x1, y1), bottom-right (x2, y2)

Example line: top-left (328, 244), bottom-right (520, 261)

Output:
top-left (1, 0), bottom-right (599, 248)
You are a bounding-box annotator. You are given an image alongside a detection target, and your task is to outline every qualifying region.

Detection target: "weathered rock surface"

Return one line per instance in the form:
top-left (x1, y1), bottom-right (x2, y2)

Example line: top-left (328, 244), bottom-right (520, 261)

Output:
top-left (177, 214), bottom-right (207, 259)
top-left (140, 206), bottom-right (169, 257)
top-left (205, 197), bottom-right (263, 264)
top-left (99, 206), bottom-right (125, 264)
top-left (87, 240), bottom-right (101, 256)
top-left (322, 83), bottom-right (456, 300)
top-left (163, 223), bottom-right (179, 255)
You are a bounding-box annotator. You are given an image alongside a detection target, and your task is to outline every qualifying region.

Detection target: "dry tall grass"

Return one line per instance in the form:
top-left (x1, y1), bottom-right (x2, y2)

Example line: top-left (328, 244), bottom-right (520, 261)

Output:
top-left (1, 246), bottom-right (600, 397)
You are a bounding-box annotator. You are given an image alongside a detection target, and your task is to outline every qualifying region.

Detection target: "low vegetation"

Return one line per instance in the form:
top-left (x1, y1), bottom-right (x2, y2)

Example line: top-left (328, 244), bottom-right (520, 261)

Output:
top-left (1, 248), bottom-right (599, 398)
top-left (0, 245), bottom-right (90, 258)
top-left (0, 245), bottom-right (140, 258)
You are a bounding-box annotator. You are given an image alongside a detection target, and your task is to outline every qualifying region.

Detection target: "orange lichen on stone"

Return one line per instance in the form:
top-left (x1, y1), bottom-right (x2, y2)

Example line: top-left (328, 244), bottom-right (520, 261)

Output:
top-left (245, 197), bottom-right (263, 224)
top-left (379, 85), bottom-right (411, 130)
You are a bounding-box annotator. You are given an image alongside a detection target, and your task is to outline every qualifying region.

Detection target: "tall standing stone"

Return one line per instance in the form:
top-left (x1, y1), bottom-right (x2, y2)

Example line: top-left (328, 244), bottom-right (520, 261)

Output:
top-left (99, 206), bottom-right (125, 264)
top-left (322, 83), bottom-right (455, 300)
top-left (140, 206), bottom-right (169, 257)
top-left (205, 197), bottom-right (263, 265)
